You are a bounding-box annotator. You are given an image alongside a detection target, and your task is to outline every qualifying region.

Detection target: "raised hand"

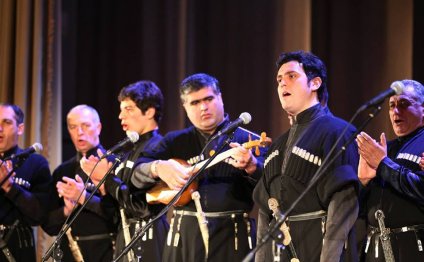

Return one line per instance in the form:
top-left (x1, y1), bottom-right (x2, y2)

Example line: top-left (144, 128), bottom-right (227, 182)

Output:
top-left (57, 175), bottom-right (87, 205)
top-left (0, 160), bottom-right (15, 192)
top-left (358, 155), bottom-right (377, 186)
top-left (80, 149), bottom-right (113, 183)
top-left (63, 196), bottom-right (77, 217)
top-left (356, 132), bottom-right (387, 169)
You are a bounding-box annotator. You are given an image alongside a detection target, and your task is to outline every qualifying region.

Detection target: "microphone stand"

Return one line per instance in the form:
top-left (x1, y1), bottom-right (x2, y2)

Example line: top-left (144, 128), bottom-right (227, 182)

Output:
top-left (113, 136), bottom-right (233, 262)
top-left (243, 105), bottom-right (382, 262)
top-left (42, 155), bottom-right (124, 262)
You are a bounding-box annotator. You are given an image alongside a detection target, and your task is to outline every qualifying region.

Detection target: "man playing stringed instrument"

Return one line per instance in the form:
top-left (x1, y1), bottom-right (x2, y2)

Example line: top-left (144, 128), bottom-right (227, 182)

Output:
top-left (131, 73), bottom-right (269, 262)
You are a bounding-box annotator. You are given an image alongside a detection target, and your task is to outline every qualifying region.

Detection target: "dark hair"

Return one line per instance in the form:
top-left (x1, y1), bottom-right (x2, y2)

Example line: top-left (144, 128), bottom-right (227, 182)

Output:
top-left (180, 73), bottom-right (221, 102)
top-left (276, 50), bottom-right (328, 105)
top-left (118, 81), bottom-right (164, 123)
top-left (0, 103), bottom-right (24, 125)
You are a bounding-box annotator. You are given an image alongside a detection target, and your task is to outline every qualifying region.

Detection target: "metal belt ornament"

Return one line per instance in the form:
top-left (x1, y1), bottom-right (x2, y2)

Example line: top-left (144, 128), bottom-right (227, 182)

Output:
top-left (375, 209), bottom-right (395, 262)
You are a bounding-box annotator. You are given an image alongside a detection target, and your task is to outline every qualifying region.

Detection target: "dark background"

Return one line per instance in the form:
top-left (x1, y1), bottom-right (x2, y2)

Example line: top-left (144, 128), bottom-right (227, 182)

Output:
top-left (60, 0), bottom-right (424, 159)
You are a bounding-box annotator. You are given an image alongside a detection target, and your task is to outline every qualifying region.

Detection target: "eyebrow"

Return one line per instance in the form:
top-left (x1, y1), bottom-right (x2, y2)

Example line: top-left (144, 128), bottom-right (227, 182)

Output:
top-left (278, 70), bottom-right (298, 77)
top-left (284, 70), bottom-right (297, 75)
top-left (189, 95), bottom-right (215, 104)
top-left (0, 117), bottom-right (15, 122)
top-left (390, 97), bottom-right (415, 102)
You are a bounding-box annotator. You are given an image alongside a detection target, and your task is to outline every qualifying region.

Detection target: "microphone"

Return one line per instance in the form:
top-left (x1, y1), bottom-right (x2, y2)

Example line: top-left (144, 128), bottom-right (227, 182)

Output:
top-left (358, 81), bottom-right (404, 111)
top-left (101, 131), bottom-right (139, 159)
top-left (4, 143), bottom-right (43, 160)
top-left (210, 112), bottom-right (252, 141)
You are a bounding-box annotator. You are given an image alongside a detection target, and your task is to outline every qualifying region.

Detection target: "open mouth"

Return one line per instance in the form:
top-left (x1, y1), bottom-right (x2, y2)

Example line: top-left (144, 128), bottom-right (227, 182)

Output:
top-left (282, 91), bottom-right (291, 97)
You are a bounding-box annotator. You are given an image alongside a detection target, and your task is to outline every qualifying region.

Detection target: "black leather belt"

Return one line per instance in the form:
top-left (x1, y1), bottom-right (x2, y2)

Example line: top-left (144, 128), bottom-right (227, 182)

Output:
top-left (286, 210), bottom-right (327, 222)
top-left (174, 209), bottom-right (247, 218)
top-left (128, 218), bottom-right (151, 224)
top-left (370, 224), bottom-right (424, 234)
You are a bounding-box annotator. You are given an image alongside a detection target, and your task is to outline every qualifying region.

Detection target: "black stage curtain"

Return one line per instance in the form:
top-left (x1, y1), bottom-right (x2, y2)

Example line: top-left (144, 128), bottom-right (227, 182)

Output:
top-left (61, 0), bottom-right (423, 159)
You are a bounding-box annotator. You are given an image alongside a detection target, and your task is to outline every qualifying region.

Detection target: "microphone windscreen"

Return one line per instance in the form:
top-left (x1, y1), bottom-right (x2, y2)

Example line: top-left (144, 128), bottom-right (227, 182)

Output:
top-left (126, 131), bottom-right (139, 143)
top-left (390, 81), bottom-right (404, 95)
top-left (239, 112), bottom-right (252, 125)
top-left (33, 143), bottom-right (43, 153)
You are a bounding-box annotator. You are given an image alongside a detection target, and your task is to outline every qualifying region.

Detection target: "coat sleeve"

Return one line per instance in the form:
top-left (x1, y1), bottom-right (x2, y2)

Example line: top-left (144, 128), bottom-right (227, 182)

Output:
top-left (377, 156), bottom-right (424, 205)
top-left (104, 173), bottom-right (152, 218)
top-left (5, 155), bottom-right (52, 226)
top-left (320, 185), bottom-right (358, 261)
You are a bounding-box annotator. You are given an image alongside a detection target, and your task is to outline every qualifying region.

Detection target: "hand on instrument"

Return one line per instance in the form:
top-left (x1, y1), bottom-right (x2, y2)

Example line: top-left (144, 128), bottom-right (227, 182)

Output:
top-left (151, 159), bottom-right (191, 190)
top-left (227, 142), bottom-right (257, 174)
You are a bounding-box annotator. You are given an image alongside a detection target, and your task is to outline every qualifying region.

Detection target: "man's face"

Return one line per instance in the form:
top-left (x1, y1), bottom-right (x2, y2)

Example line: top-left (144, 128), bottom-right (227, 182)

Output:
top-left (119, 99), bottom-right (151, 135)
top-left (182, 86), bottom-right (225, 134)
top-left (389, 85), bottom-right (424, 137)
top-left (276, 61), bottom-right (320, 116)
top-left (67, 109), bottom-right (101, 155)
top-left (0, 106), bottom-right (23, 154)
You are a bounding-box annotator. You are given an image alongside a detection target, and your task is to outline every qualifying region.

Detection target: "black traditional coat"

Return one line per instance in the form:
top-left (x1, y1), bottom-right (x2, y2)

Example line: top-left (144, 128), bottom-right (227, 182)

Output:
top-left (43, 145), bottom-right (117, 262)
top-left (362, 126), bottom-right (424, 261)
top-left (1, 145), bottom-right (51, 261)
top-left (105, 130), bottom-right (168, 262)
top-left (132, 118), bottom-right (267, 262)
top-left (253, 104), bottom-right (359, 262)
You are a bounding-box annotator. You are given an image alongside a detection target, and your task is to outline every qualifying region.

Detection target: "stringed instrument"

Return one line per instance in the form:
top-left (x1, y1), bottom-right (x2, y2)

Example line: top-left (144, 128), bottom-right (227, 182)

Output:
top-left (146, 132), bottom-right (271, 206)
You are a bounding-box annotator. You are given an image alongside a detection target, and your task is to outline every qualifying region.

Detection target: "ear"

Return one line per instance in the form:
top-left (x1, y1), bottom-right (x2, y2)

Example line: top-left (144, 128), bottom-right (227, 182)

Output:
top-left (309, 77), bottom-right (322, 91)
top-left (145, 107), bottom-right (156, 120)
top-left (217, 93), bottom-right (224, 106)
top-left (421, 105), bottom-right (424, 121)
top-left (96, 122), bottom-right (102, 135)
top-left (17, 123), bottom-right (24, 136)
